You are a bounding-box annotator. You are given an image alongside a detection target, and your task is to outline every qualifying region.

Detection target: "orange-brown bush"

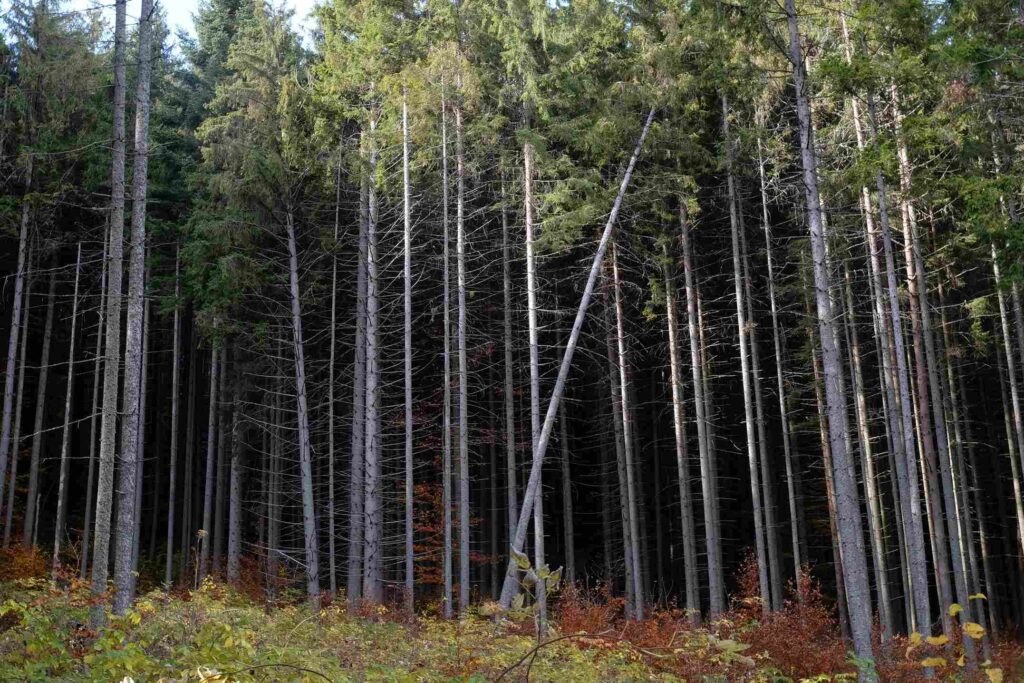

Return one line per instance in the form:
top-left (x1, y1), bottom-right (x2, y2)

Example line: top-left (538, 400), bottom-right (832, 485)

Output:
top-left (0, 546), bottom-right (47, 581)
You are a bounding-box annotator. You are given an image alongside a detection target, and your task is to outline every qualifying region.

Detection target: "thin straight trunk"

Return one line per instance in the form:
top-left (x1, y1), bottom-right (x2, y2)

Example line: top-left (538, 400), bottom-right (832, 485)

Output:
top-left (864, 90), bottom-right (933, 639)
top-left (842, 260), bottom-right (893, 640)
top-left (889, 90), bottom-right (965, 650)
top-left (362, 114), bottom-right (382, 604)
top-left (650, 397), bottom-right (665, 602)
top-left (680, 203), bottom-right (724, 615)
top-left (490, 382), bottom-right (500, 598)
top-left (605, 295), bottom-right (635, 617)
top-left (402, 88), bottom-right (415, 612)
top-left (722, 94), bottom-right (769, 614)
top-left (498, 109), bottom-right (654, 609)
top-left (612, 246), bottom-right (644, 620)
top-left (0, 156), bottom-right (31, 546)
top-left (455, 92), bottom-right (470, 614)
top-left (129, 295), bottom-right (150, 598)
top-left (90, 0), bottom-right (128, 622)
top-left (213, 349), bottom-right (227, 572)
top-left (4, 272), bottom-right (31, 549)
top-left (267, 367), bottom-right (282, 596)
top-left (558, 402), bottom-right (575, 585)
top-left (739, 199), bottom-right (783, 609)
top-left (179, 329), bottom-right (197, 580)
top-left (52, 245), bottom-right (82, 573)
top-left (199, 343), bottom-right (219, 581)
top-left (23, 265), bottom-right (56, 548)
top-left (327, 163), bottom-right (340, 598)
top-left (808, 298), bottom-right (852, 640)
top-left (662, 245), bottom-right (699, 620)
top-left (600, 436), bottom-right (613, 584)
top-left (165, 253), bottom-right (181, 585)
top-left (81, 240), bottom-right (107, 577)
top-left (501, 176), bottom-right (517, 554)
top-left (785, 1), bottom-right (875, 671)
top-left (285, 206), bottom-right (321, 606)
top-left (347, 131), bottom-right (368, 606)
top-left (226, 375), bottom-right (241, 584)
top-left (756, 144), bottom-right (802, 587)
top-left (440, 89), bottom-right (454, 617)
top-left (523, 136), bottom-right (546, 631)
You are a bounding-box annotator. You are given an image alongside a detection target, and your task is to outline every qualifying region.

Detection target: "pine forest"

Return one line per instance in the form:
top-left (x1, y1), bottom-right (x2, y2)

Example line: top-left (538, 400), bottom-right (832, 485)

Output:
top-left (1, 0), bottom-right (1024, 680)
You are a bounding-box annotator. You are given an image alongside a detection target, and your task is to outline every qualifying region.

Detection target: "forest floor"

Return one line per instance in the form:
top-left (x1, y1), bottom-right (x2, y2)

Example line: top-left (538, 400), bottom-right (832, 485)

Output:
top-left (0, 549), bottom-right (1021, 682)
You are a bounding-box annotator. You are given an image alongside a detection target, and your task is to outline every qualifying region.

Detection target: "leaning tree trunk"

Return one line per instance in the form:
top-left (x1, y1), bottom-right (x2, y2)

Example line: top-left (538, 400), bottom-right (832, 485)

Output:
top-left (497, 109), bottom-right (654, 609)
top-left (90, 0), bottom-right (128, 624)
top-left (785, 0), bottom-right (876, 673)
top-left (52, 244), bottom-right (82, 574)
top-left (22, 264), bottom-right (56, 548)
top-left (111, 0), bottom-right (154, 614)
top-left (285, 206), bottom-right (321, 607)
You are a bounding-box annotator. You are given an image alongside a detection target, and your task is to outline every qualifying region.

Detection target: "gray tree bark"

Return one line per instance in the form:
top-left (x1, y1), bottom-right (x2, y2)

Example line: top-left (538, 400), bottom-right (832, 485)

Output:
top-left (164, 252), bottom-right (181, 586)
top-left (402, 88), bottom-right (415, 612)
top-left (52, 244), bottom-right (82, 574)
top-left (785, 1), bottom-right (876, 672)
top-left (22, 264), bottom-right (56, 549)
top-left (90, 0), bottom-right (128, 623)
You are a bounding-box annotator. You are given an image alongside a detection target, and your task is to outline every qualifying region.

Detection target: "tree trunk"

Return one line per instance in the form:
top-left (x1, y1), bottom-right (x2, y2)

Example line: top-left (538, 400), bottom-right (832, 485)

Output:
top-left (722, 94), bottom-right (770, 614)
top-left (680, 202), bottom-right (724, 616)
top-left (498, 109), bottom-right (654, 610)
top-left (440, 89), bottom-right (454, 617)
top-left (81, 240), bottom-right (107, 578)
top-left (199, 343), bottom-right (219, 581)
top-left (327, 162), bottom-right (340, 598)
top-left (362, 114), bottom-right (382, 604)
top-left (662, 245), bottom-right (699, 621)
top-left (500, 175), bottom-right (518, 589)
top-left (402, 87), bottom-right (415, 612)
top-left (558, 402), bottom-right (575, 585)
top-left (4, 269), bottom-right (31, 550)
top-left (0, 156), bottom-right (31, 546)
top-left (285, 206), bottom-right (321, 606)
top-left (755, 144), bottom-right (802, 588)
top-left (523, 136), bottom-right (548, 631)
top-left (165, 252), bottom-right (181, 586)
top-left (129, 295), bottom-right (150, 598)
top-left (347, 130), bottom-right (369, 606)
top-left (226, 374), bottom-right (242, 584)
top-left (90, 0), bottom-right (128, 623)
top-left (111, 0), bottom-right (154, 613)
top-left (455, 92), bottom-right (471, 614)
top-left (52, 244), bottom-right (82, 573)
top-left (22, 264), bottom-right (56, 549)
top-left (785, 1), bottom-right (875, 672)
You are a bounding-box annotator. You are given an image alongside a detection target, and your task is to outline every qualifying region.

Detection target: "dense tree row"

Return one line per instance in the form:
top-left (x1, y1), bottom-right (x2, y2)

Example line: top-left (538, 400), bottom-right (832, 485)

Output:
top-left (1, 0), bottom-right (1022, 677)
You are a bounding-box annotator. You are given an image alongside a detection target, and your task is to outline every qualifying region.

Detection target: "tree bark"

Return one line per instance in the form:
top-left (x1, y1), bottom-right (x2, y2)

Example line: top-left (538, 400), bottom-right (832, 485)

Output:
top-left (90, 0), bottom-right (128, 623)
top-left (785, 1), bottom-right (875, 672)
top-left (4, 268), bottom-right (31, 549)
top-left (111, 0), bottom-right (154, 613)
top-left (165, 252), bottom-right (181, 586)
top-left (22, 264), bottom-right (56, 548)
top-left (440, 90), bottom-right (454, 617)
top-left (199, 343), bottom-right (219, 581)
top-left (285, 206), bottom-right (321, 606)
top-left (52, 244), bottom-right (82, 574)
top-left (402, 87), bottom-right (415, 612)
top-left (455, 92), bottom-right (471, 614)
